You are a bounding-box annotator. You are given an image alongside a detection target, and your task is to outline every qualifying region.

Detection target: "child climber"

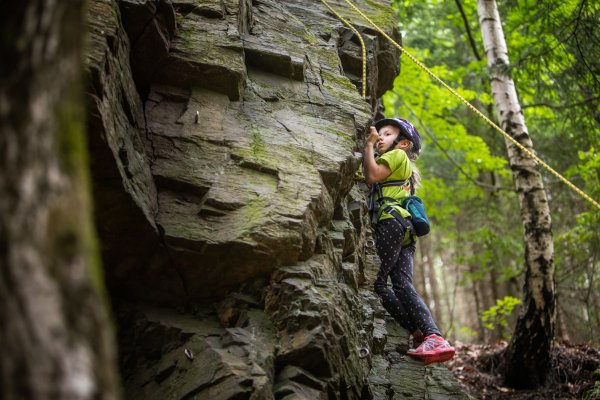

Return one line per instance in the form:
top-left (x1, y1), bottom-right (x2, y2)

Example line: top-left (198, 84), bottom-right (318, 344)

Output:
top-left (363, 117), bottom-right (455, 365)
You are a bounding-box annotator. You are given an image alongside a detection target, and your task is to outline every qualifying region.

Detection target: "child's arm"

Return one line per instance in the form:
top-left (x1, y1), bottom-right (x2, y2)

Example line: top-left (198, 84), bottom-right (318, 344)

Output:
top-left (363, 126), bottom-right (391, 185)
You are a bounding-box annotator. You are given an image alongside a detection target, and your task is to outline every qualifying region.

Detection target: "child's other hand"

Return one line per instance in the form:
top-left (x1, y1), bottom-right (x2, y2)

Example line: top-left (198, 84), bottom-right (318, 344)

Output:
top-left (367, 126), bottom-right (379, 146)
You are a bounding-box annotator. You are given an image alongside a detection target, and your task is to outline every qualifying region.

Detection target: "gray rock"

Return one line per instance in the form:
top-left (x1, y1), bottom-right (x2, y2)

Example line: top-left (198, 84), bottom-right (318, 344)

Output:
top-left (119, 305), bottom-right (277, 400)
top-left (86, 0), bottom-right (163, 300)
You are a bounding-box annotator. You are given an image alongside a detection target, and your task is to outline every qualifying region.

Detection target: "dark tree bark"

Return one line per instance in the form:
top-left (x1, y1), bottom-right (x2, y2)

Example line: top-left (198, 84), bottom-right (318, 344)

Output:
top-left (0, 1), bottom-right (121, 399)
top-left (454, 0), bottom-right (482, 61)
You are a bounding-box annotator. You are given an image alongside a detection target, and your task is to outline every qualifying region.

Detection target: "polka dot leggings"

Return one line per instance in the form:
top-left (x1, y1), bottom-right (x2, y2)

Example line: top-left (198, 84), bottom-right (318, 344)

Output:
top-left (374, 218), bottom-right (440, 337)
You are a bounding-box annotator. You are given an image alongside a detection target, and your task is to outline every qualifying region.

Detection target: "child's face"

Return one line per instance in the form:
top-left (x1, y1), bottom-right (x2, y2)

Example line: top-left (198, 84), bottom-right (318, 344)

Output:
top-left (377, 125), bottom-right (409, 153)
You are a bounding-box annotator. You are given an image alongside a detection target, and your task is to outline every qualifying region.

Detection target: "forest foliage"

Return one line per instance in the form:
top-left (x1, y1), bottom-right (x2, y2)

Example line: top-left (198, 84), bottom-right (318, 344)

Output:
top-left (384, 0), bottom-right (600, 344)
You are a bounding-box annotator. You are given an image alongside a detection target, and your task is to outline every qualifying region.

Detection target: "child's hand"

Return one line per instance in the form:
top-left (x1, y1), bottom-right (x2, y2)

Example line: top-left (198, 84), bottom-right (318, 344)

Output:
top-left (366, 126), bottom-right (379, 146)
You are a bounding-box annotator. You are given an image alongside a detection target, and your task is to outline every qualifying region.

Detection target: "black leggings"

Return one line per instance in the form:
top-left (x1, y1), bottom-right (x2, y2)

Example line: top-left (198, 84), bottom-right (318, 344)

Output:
top-left (374, 218), bottom-right (440, 337)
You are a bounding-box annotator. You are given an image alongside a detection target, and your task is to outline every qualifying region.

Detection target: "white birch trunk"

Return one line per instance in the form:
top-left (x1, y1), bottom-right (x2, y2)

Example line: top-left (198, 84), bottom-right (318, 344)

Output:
top-left (477, 0), bottom-right (556, 389)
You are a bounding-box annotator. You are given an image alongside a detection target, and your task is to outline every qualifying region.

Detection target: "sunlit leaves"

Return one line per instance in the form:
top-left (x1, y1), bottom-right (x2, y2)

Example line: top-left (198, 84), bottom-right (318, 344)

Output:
top-left (383, 45), bottom-right (510, 215)
top-left (481, 296), bottom-right (522, 333)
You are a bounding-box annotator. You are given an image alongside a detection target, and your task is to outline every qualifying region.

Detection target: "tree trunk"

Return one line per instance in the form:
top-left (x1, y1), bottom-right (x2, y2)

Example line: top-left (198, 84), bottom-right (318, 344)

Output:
top-left (477, 0), bottom-right (556, 389)
top-left (417, 241), bottom-right (430, 307)
top-left (468, 265), bottom-right (485, 340)
top-left (424, 239), bottom-right (442, 325)
top-left (0, 1), bottom-right (121, 399)
top-left (439, 235), bottom-right (456, 333)
top-left (478, 274), bottom-right (492, 342)
top-left (555, 297), bottom-right (572, 343)
top-left (488, 265), bottom-right (503, 339)
top-left (586, 266), bottom-right (600, 344)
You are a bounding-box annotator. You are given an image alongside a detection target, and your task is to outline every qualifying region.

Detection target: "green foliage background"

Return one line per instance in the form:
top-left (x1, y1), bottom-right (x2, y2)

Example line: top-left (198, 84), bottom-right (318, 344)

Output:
top-left (384, 0), bottom-right (600, 343)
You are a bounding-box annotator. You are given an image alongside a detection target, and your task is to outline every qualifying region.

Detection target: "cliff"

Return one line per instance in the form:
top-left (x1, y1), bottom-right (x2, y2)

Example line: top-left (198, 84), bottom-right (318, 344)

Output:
top-left (85, 0), bottom-right (468, 398)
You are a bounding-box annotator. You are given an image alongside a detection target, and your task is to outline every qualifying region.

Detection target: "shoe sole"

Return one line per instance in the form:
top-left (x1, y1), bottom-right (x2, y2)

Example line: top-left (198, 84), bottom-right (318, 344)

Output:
top-left (423, 348), bottom-right (455, 365)
top-left (406, 348), bottom-right (455, 366)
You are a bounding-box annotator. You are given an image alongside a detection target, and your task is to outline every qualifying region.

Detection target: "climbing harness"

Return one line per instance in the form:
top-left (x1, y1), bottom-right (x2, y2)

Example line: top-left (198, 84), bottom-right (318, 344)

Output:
top-left (368, 177), bottom-right (431, 237)
top-left (321, 0), bottom-right (600, 211)
top-left (368, 179), bottom-right (411, 224)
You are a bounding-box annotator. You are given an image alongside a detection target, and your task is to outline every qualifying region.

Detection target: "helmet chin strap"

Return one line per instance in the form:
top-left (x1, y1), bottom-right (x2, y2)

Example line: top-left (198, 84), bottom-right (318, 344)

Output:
top-left (385, 136), bottom-right (402, 153)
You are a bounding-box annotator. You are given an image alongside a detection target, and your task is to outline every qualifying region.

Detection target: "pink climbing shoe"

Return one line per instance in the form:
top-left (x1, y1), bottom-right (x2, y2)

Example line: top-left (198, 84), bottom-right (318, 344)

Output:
top-left (406, 334), bottom-right (455, 365)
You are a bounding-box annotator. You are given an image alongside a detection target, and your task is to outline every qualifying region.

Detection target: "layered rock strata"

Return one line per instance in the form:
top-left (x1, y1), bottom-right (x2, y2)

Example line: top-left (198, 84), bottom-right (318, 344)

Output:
top-left (85, 0), bottom-right (461, 398)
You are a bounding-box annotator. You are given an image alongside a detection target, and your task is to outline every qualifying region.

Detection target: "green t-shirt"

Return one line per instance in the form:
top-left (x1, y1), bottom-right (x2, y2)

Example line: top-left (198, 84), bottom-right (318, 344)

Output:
top-left (376, 149), bottom-right (412, 221)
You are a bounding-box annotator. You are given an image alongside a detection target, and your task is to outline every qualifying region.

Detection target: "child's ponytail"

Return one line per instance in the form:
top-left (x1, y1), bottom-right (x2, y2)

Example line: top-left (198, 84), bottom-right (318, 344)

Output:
top-left (406, 142), bottom-right (421, 192)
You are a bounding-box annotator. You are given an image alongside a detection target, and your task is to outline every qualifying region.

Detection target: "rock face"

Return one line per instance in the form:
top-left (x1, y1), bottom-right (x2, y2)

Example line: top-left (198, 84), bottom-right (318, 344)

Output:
top-left (85, 0), bottom-right (466, 398)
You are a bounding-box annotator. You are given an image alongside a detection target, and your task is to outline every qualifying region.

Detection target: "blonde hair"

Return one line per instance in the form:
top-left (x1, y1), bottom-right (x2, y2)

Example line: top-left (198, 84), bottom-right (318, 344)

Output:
top-left (405, 141), bottom-right (421, 191)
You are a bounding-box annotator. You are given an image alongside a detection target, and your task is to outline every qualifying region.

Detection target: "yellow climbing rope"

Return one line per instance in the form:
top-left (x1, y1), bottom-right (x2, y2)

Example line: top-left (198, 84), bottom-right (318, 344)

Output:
top-left (320, 0), bottom-right (367, 99)
top-left (332, 0), bottom-right (600, 211)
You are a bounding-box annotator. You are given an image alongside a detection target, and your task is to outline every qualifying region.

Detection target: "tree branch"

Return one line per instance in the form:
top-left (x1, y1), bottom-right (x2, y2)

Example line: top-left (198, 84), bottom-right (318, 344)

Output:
top-left (521, 95), bottom-right (600, 110)
top-left (454, 0), bottom-right (482, 61)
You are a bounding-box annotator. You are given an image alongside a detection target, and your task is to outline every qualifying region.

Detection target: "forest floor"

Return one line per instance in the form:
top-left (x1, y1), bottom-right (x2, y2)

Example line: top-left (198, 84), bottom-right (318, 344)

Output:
top-left (447, 339), bottom-right (600, 399)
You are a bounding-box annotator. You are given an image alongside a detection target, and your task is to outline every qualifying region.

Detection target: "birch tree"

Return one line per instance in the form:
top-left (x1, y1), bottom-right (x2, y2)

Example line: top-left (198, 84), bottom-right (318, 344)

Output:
top-left (0, 1), bottom-right (121, 399)
top-left (477, 0), bottom-right (556, 389)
